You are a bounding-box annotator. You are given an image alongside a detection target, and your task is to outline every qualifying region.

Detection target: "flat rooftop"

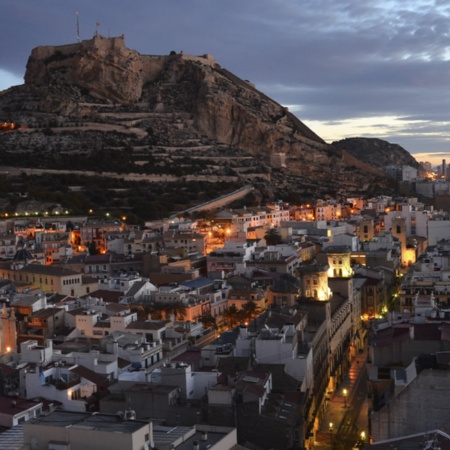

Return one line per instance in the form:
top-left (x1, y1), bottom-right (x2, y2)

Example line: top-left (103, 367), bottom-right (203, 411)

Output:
top-left (153, 424), bottom-right (235, 450)
top-left (28, 410), bottom-right (148, 433)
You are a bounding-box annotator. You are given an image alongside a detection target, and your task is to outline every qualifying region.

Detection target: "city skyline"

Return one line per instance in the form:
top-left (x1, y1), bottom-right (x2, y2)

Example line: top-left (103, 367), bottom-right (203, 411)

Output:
top-left (1, 1), bottom-right (450, 166)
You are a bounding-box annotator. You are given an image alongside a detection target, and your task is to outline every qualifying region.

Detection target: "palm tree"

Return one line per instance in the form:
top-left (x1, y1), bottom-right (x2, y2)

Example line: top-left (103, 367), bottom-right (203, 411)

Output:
top-left (222, 305), bottom-right (240, 329)
top-left (240, 300), bottom-right (262, 324)
top-left (147, 302), bottom-right (166, 320)
top-left (200, 314), bottom-right (218, 330)
top-left (130, 303), bottom-right (152, 320)
top-left (264, 227), bottom-right (283, 245)
top-left (165, 301), bottom-right (187, 321)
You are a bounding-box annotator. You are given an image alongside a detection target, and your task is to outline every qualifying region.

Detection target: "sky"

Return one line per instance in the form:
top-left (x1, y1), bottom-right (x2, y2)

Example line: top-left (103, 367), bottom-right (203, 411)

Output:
top-left (1, 0), bottom-right (450, 166)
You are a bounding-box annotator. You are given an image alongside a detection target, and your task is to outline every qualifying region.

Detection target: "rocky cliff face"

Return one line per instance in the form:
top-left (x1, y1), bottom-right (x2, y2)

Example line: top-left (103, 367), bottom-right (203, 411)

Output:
top-left (332, 137), bottom-right (421, 171)
top-left (0, 35), bottom-right (400, 212)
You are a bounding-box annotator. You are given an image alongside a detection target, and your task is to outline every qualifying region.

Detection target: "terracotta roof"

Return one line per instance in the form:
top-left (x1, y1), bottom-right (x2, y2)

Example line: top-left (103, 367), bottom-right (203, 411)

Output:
top-left (31, 307), bottom-right (63, 319)
top-left (217, 356), bottom-right (250, 377)
top-left (372, 326), bottom-right (410, 347)
top-left (171, 348), bottom-right (202, 366)
top-left (80, 290), bottom-right (123, 303)
top-left (0, 395), bottom-right (42, 415)
top-left (0, 363), bottom-right (16, 377)
top-left (17, 264), bottom-right (80, 276)
top-left (414, 322), bottom-right (444, 341)
top-left (126, 319), bottom-right (170, 331)
top-left (442, 322), bottom-right (450, 342)
top-left (70, 365), bottom-right (109, 386)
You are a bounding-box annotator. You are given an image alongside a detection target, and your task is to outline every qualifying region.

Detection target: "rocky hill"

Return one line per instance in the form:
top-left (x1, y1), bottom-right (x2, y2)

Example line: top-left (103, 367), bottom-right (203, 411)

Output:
top-left (0, 35), bottom-right (401, 220)
top-left (332, 137), bottom-right (421, 171)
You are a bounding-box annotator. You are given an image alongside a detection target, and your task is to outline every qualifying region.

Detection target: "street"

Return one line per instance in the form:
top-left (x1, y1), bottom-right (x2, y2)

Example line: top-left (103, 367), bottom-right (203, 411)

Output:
top-left (314, 352), bottom-right (369, 449)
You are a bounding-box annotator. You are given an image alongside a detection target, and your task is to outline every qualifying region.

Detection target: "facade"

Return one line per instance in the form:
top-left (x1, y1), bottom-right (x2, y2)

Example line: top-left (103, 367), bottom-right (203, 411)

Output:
top-left (162, 229), bottom-right (206, 255)
top-left (0, 263), bottom-right (96, 297)
top-left (267, 273), bottom-right (301, 307)
top-left (358, 216), bottom-right (375, 242)
top-left (324, 246), bottom-right (353, 278)
top-left (297, 264), bottom-right (331, 301)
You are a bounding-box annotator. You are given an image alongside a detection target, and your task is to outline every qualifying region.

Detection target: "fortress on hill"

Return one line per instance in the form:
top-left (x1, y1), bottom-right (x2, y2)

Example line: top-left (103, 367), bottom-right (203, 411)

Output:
top-left (25, 34), bottom-right (217, 104)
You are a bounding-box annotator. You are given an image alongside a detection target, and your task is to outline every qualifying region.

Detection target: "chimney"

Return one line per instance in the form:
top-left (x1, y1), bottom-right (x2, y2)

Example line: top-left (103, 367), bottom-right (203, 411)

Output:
top-left (239, 325), bottom-right (248, 338)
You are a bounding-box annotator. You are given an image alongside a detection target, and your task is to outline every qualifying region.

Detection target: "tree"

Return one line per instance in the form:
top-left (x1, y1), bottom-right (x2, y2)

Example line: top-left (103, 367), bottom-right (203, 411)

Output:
top-left (146, 302), bottom-right (166, 320)
top-left (87, 241), bottom-right (100, 255)
top-left (240, 300), bottom-right (262, 324)
top-left (165, 301), bottom-right (187, 321)
top-left (130, 303), bottom-right (154, 320)
top-left (222, 305), bottom-right (240, 329)
top-left (264, 227), bottom-right (283, 245)
top-left (200, 314), bottom-right (218, 330)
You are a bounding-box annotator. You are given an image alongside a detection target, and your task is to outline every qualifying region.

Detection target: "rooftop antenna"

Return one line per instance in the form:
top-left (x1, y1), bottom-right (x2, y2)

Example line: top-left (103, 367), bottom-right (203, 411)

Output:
top-left (76, 11), bottom-right (80, 42)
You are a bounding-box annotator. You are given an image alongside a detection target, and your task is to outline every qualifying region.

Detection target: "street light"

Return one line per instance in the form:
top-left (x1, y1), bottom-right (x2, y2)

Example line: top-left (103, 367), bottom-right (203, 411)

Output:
top-left (343, 388), bottom-right (348, 408)
top-left (329, 422), bottom-right (334, 446)
top-left (360, 430), bottom-right (366, 448)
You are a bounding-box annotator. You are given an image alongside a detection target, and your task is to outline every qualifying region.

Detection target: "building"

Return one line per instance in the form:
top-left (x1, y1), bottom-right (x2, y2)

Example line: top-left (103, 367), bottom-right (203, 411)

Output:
top-left (23, 409), bottom-right (153, 450)
top-left (0, 395), bottom-right (43, 428)
top-left (0, 263), bottom-right (97, 297)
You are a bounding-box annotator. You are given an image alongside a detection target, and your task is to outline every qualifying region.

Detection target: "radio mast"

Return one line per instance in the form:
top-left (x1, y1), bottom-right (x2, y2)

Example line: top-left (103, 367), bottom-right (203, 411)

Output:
top-left (76, 11), bottom-right (80, 42)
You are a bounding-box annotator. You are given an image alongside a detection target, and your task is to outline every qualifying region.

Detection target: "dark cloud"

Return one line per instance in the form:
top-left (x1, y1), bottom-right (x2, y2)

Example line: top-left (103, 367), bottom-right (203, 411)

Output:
top-left (1, 0), bottom-right (450, 158)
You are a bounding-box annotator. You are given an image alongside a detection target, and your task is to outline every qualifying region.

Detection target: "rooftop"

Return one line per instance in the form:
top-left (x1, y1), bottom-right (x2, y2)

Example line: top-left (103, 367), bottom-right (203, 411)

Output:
top-left (26, 410), bottom-right (148, 433)
top-left (367, 429), bottom-right (450, 449)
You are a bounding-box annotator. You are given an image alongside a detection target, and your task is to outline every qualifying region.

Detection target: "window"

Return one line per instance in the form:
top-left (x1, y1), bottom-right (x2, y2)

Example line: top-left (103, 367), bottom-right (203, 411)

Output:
top-left (71, 390), bottom-right (81, 400)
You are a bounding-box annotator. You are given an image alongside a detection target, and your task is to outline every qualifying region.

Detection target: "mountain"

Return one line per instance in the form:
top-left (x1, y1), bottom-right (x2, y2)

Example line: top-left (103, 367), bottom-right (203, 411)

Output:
top-left (0, 35), bottom-right (399, 220)
top-left (331, 137), bottom-right (421, 171)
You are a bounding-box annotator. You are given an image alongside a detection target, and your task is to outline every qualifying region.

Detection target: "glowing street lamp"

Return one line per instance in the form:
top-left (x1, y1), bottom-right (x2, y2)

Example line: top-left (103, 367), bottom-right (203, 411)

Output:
top-left (343, 388), bottom-right (348, 408)
top-left (360, 430), bottom-right (366, 448)
top-left (329, 422), bottom-right (334, 446)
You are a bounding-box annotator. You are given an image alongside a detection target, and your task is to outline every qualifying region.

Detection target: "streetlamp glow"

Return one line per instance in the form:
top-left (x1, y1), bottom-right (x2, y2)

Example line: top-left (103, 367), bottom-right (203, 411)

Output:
top-left (360, 430), bottom-right (366, 448)
top-left (343, 388), bottom-right (348, 408)
top-left (329, 422), bottom-right (334, 446)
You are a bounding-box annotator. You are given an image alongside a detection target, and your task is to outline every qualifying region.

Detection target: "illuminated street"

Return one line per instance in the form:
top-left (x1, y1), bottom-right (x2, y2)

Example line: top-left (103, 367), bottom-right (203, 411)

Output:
top-left (314, 351), bottom-right (369, 449)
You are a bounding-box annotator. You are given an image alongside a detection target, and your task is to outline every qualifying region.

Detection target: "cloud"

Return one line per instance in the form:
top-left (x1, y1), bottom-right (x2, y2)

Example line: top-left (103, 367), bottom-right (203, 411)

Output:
top-left (1, 0), bottom-right (450, 158)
